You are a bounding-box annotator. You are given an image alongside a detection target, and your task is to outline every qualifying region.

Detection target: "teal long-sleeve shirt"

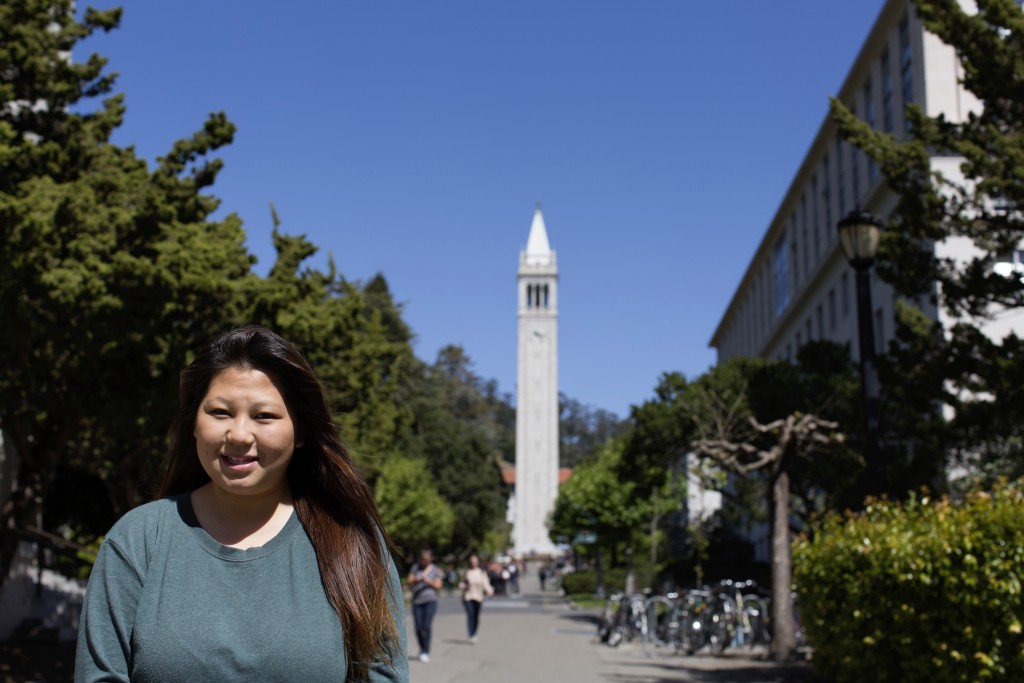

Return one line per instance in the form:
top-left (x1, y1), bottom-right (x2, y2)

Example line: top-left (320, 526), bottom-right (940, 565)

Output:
top-left (75, 494), bottom-right (408, 682)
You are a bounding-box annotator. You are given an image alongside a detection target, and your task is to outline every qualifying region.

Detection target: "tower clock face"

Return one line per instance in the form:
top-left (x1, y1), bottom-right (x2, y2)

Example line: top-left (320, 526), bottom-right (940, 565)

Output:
top-left (531, 329), bottom-right (545, 340)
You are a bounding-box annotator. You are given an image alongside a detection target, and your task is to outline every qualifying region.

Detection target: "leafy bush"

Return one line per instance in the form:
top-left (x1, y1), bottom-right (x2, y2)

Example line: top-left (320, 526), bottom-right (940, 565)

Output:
top-left (793, 484), bottom-right (1024, 682)
top-left (560, 568), bottom-right (628, 596)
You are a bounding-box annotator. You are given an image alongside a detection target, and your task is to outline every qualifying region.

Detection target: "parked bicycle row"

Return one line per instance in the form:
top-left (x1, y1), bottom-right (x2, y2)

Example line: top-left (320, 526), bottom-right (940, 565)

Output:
top-left (596, 579), bottom-right (800, 656)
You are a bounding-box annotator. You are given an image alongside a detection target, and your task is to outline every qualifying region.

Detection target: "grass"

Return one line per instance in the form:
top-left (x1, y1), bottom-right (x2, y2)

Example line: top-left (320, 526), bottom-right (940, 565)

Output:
top-left (566, 595), bottom-right (606, 610)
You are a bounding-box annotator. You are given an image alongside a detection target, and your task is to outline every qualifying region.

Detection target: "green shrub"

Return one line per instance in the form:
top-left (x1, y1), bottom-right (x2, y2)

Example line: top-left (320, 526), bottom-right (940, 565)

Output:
top-left (560, 568), bottom-right (629, 596)
top-left (793, 483), bottom-right (1024, 683)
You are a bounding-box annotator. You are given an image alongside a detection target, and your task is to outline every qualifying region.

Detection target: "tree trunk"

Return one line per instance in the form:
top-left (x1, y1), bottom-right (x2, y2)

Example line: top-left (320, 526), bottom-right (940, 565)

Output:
top-left (624, 545), bottom-right (635, 595)
top-left (769, 468), bottom-right (796, 661)
top-left (649, 496), bottom-right (659, 590)
top-left (0, 419), bottom-right (63, 590)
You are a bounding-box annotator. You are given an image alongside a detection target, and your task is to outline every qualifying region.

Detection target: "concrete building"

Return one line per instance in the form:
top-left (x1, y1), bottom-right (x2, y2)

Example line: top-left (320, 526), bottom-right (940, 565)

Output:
top-left (709, 0), bottom-right (1023, 561)
top-left (513, 204), bottom-right (561, 557)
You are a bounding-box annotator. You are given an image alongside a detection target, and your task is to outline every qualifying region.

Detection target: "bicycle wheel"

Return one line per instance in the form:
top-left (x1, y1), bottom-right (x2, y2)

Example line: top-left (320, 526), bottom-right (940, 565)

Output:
top-left (607, 615), bottom-right (628, 647)
top-left (627, 594), bottom-right (647, 642)
top-left (598, 594), bottom-right (621, 643)
top-left (708, 594), bottom-right (736, 655)
top-left (646, 596), bottom-right (675, 647)
top-left (741, 594), bottom-right (770, 646)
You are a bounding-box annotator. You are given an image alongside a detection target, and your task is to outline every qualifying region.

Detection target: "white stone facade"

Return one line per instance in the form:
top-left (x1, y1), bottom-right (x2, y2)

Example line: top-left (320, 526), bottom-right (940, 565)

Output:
top-left (711, 0), bottom-right (970, 369)
top-left (513, 205), bottom-right (561, 557)
top-left (709, 0), bottom-right (1023, 562)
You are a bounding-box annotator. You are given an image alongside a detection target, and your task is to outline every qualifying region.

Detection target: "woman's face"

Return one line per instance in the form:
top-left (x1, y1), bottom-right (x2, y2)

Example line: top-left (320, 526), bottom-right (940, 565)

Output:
top-left (194, 366), bottom-right (300, 502)
top-left (469, 555), bottom-right (480, 569)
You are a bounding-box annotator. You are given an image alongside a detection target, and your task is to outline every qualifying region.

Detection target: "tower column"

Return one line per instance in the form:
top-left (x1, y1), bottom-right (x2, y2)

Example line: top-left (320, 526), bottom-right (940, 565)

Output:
top-left (514, 204), bottom-right (560, 557)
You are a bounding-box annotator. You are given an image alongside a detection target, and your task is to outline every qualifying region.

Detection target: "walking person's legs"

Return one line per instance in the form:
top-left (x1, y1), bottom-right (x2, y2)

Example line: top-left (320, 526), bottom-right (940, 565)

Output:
top-left (413, 602), bottom-right (428, 657)
top-left (419, 600), bottom-right (438, 659)
top-left (465, 599), bottom-right (482, 640)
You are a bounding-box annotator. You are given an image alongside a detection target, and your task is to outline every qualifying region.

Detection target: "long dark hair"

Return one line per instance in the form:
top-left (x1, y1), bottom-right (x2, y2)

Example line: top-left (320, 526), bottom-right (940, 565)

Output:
top-left (160, 324), bottom-right (399, 680)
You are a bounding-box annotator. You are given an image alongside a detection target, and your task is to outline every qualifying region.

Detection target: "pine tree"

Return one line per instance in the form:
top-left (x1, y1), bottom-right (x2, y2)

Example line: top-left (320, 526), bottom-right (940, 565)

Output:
top-left (0, 2), bottom-right (252, 584)
top-left (830, 0), bottom-right (1024, 482)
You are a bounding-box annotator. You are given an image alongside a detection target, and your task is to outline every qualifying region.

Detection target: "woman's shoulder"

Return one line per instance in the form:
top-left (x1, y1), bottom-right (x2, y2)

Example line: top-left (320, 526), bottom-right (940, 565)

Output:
top-left (103, 495), bottom-right (188, 553)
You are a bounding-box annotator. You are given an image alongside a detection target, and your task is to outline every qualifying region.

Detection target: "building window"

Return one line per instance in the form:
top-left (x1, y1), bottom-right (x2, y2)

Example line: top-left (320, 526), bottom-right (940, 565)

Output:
top-left (836, 137), bottom-right (846, 217)
top-left (828, 288), bottom-right (837, 330)
top-left (899, 13), bottom-right (914, 132)
top-left (882, 46), bottom-right (894, 133)
top-left (796, 331), bottom-right (802, 348)
top-left (816, 304), bottom-right (824, 340)
top-left (801, 219), bottom-right (810, 283)
top-left (993, 249), bottom-right (1024, 281)
top-left (863, 78), bottom-right (878, 180)
top-left (875, 307), bottom-right (885, 351)
top-left (792, 216), bottom-right (802, 287)
top-left (805, 318), bottom-right (813, 343)
top-left (755, 271), bottom-right (761, 334)
top-left (851, 109), bottom-right (861, 203)
top-left (822, 154), bottom-right (832, 246)
top-left (841, 272), bottom-right (850, 318)
top-left (758, 269), bottom-right (765, 333)
top-left (774, 237), bottom-right (790, 317)
top-left (812, 175), bottom-right (820, 261)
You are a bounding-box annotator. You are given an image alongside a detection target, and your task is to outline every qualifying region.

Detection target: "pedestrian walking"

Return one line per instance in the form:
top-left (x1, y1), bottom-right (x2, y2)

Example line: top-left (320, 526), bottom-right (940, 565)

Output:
top-left (408, 548), bottom-right (444, 662)
top-left (458, 554), bottom-right (494, 643)
top-left (74, 325), bottom-right (408, 682)
top-left (508, 558), bottom-right (520, 597)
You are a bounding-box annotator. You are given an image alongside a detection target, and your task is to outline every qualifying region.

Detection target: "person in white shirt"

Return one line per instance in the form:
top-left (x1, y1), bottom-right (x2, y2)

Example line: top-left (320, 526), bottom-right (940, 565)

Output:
top-left (459, 554), bottom-right (494, 643)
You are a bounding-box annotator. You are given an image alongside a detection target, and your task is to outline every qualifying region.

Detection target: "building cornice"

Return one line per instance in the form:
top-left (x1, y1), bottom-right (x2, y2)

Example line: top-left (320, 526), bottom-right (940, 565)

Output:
top-left (709, 0), bottom-right (915, 350)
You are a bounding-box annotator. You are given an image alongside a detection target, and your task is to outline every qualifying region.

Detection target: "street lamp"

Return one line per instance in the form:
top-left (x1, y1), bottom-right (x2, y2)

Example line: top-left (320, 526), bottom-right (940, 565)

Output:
top-left (837, 209), bottom-right (886, 496)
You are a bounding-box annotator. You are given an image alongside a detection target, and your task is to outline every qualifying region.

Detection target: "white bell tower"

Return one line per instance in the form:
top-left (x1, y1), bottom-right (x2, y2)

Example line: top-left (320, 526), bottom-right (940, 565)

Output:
top-left (513, 203), bottom-right (560, 557)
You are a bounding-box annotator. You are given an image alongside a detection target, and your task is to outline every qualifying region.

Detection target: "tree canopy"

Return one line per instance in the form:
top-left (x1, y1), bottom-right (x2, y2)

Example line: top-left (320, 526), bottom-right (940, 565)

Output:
top-left (0, 2), bottom-right (524, 583)
top-left (830, 0), bottom-right (1024, 488)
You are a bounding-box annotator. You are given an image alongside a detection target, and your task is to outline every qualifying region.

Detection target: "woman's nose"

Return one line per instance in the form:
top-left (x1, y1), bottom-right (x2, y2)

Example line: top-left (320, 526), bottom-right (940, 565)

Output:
top-left (225, 418), bottom-right (255, 445)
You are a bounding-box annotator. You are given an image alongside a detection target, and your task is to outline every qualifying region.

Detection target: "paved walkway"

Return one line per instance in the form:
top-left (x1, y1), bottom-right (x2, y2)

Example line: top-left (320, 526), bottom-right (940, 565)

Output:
top-left (406, 578), bottom-right (810, 683)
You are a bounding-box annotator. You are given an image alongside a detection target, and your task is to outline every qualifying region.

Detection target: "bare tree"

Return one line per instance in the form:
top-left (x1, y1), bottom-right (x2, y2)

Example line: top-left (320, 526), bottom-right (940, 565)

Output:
top-left (692, 405), bottom-right (844, 662)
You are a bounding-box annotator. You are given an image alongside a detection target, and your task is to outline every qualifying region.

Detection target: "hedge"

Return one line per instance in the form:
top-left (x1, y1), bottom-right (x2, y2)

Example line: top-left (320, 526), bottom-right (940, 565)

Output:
top-left (793, 483), bottom-right (1024, 683)
top-left (561, 568), bottom-right (629, 597)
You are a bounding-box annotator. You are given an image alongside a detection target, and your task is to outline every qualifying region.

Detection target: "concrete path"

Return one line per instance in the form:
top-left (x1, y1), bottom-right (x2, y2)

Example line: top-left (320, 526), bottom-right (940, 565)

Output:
top-left (405, 578), bottom-right (810, 683)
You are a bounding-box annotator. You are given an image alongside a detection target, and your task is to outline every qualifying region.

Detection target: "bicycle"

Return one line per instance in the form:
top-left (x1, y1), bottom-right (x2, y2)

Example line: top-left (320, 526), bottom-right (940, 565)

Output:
top-left (597, 592), bottom-right (648, 647)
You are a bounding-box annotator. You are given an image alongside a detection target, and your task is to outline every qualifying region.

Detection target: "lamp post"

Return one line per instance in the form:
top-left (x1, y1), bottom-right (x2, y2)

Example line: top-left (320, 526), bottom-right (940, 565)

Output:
top-left (837, 209), bottom-right (886, 496)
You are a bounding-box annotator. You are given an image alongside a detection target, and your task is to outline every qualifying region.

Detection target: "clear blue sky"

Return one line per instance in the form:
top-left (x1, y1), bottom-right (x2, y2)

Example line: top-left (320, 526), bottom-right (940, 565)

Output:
top-left (78, 1), bottom-right (887, 418)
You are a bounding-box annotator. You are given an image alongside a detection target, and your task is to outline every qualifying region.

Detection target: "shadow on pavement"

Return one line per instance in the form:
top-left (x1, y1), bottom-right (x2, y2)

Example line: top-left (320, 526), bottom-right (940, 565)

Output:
top-left (602, 654), bottom-right (811, 683)
top-left (557, 611), bottom-right (601, 627)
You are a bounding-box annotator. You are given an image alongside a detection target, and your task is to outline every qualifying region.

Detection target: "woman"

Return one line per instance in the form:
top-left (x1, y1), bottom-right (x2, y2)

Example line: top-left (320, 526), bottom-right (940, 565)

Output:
top-left (458, 554), bottom-right (494, 643)
top-left (75, 325), bottom-right (408, 682)
top-left (407, 548), bottom-right (443, 662)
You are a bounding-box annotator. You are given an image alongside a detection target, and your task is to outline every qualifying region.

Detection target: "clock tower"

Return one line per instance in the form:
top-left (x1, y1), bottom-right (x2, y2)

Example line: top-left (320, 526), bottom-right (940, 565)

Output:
top-left (513, 203), bottom-right (560, 556)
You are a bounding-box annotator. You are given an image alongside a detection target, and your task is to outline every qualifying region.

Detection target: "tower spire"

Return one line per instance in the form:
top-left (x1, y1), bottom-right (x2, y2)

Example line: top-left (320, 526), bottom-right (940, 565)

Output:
top-left (525, 204), bottom-right (552, 265)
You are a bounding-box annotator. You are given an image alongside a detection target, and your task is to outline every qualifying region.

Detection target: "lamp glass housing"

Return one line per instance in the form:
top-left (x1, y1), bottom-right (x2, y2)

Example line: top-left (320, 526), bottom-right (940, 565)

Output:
top-left (838, 210), bottom-right (882, 269)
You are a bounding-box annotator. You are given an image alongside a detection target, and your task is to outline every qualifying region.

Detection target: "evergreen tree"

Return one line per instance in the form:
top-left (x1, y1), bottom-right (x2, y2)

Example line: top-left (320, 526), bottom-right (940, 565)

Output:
top-left (402, 347), bottom-right (509, 554)
top-left (559, 393), bottom-right (627, 468)
top-left (374, 456), bottom-right (454, 556)
top-left (830, 0), bottom-right (1024, 485)
top-left (0, 1), bottom-right (254, 584)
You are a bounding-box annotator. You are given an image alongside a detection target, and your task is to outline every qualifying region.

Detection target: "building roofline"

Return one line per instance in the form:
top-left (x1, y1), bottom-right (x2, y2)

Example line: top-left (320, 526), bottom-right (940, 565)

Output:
top-left (709, 0), bottom-right (908, 349)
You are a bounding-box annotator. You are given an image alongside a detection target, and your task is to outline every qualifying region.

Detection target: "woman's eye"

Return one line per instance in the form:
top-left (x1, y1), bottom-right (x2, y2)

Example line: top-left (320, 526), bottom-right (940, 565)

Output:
top-left (255, 413), bottom-right (277, 421)
top-left (208, 408), bottom-right (230, 417)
